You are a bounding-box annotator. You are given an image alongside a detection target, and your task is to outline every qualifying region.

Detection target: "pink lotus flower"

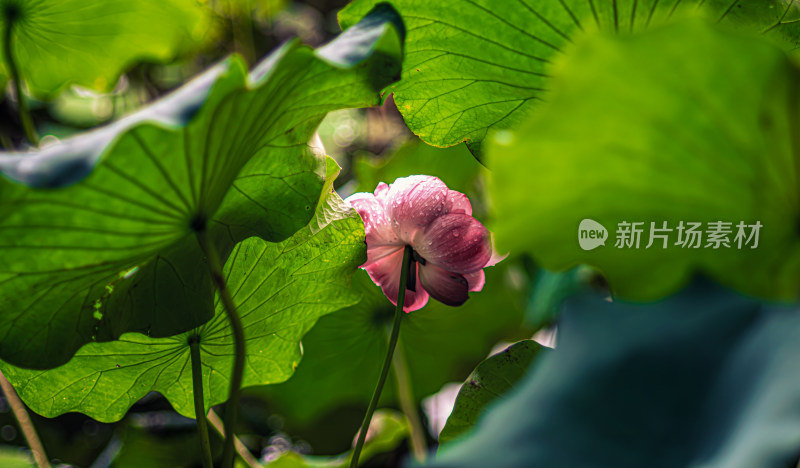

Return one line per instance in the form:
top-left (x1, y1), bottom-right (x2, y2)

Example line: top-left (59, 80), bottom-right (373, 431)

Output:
top-left (346, 175), bottom-right (497, 312)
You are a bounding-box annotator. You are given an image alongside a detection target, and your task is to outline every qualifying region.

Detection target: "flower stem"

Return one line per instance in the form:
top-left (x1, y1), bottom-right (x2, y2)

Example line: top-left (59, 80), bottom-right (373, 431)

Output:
top-left (350, 245), bottom-right (413, 468)
top-left (0, 371), bottom-right (50, 468)
top-left (197, 232), bottom-right (245, 468)
top-left (392, 344), bottom-right (428, 462)
top-left (207, 409), bottom-right (261, 468)
top-left (2, 18), bottom-right (38, 146)
top-left (189, 337), bottom-right (214, 468)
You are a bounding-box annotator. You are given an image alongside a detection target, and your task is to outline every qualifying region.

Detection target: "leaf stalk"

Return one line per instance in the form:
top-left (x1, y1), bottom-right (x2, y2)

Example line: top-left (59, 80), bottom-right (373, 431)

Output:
top-left (189, 337), bottom-right (214, 468)
top-left (197, 231), bottom-right (245, 468)
top-left (2, 16), bottom-right (38, 146)
top-left (207, 409), bottom-right (261, 468)
top-left (0, 371), bottom-right (50, 468)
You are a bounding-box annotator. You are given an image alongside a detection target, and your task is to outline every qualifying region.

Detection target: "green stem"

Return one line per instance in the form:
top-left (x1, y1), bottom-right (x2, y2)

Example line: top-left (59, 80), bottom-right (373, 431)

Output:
top-left (189, 337), bottom-right (214, 468)
top-left (2, 18), bottom-right (38, 146)
top-left (350, 245), bottom-right (413, 468)
top-left (229, 0), bottom-right (255, 65)
top-left (207, 409), bottom-right (261, 468)
top-left (0, 371), bottom-right (50, 468)
top-left (392, 344), bottom-right (428, 462)
top-left (197, 231), bottom-right (245, 468)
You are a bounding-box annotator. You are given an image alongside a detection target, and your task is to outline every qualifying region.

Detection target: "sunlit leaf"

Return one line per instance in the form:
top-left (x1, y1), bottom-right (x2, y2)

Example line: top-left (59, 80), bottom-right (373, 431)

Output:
top-left (339, 0), bottom-right (800, 157)
top-left (438, 340), bottom-right (543, 446)
top-left (0, 5), bottom-right (403, 369)
top-left (0, 182), bottom-right (366, 422)
top-left (488, 19), bottom-right (800, 301)
top-left (0, 0), bottom-right (214, 97)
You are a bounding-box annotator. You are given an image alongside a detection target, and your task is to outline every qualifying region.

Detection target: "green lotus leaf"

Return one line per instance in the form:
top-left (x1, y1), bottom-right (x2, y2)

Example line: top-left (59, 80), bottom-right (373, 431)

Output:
top-left (488, 19), bottom-right (800, 301)
top-left (0, 4), bottom-right (403, 369)
top-left (0, 181), bottom-right (366, 422)
top-left (0, 0), bottom-right (215, 97)
top-left (339, 0), bottom-right (800, 157)
top-left (428, 280), bottom-right (800, 468)
top-left (438, 340), bottom-right (543, 446)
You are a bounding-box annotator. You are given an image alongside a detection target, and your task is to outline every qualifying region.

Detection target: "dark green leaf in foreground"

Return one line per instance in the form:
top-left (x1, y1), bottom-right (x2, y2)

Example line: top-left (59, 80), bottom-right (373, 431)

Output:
top-left (489, 19), bottom-right (800, 301)
top-left (0, 183), bottom-right (366, 422)
top-left (0, 0), bottom-right (213, 97)
top-left (339, 0), bottom-right (800, 156)
top-left (427, 279), bottom-right (800, 468)
top-left (0, 5), bottom-right (402, 369)
top-left (438, 340), bottom-right (543, 446)
top-left (264, 410), bottom-right (409, 468)
top-left (255, 264), bottom-right (528, 425)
